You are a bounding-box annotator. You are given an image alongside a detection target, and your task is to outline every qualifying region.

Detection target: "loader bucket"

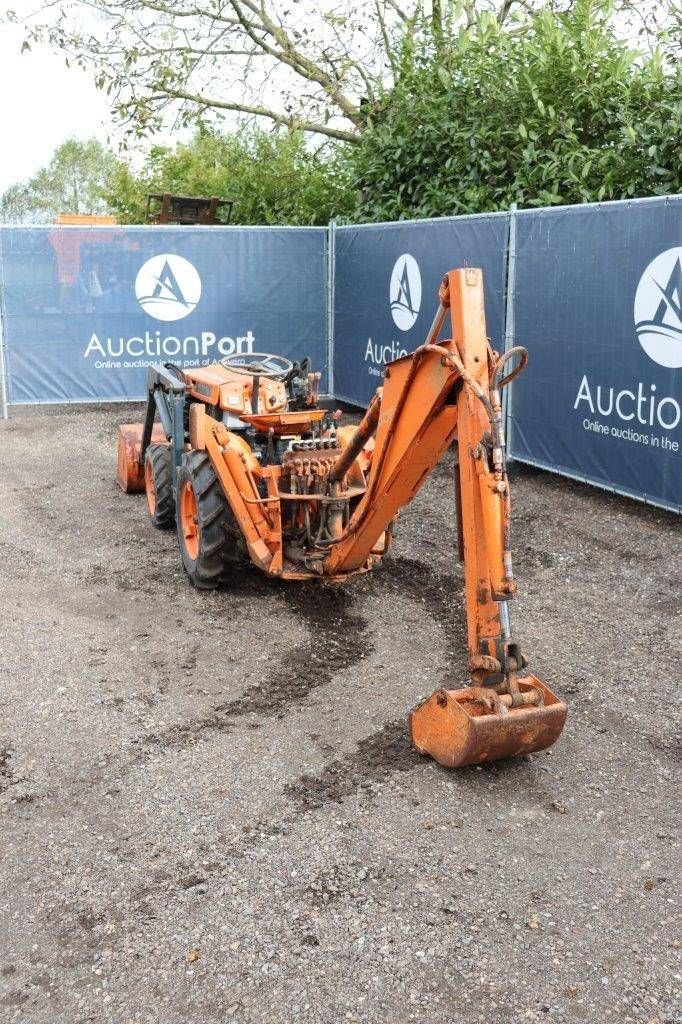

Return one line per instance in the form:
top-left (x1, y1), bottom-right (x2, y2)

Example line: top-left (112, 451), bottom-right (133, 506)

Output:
top-left (116, 423), bottom-right (166, 493)
top-left (410, 675), bottom-right (567, 768)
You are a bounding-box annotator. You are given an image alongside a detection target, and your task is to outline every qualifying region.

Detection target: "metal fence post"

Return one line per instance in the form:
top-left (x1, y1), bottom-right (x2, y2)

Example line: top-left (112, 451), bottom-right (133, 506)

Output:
top-left (502, 203), bottom-right (518, 456)
top-left (0, 231), bottom-right (8, 420)
top-left (326, 219), bottom-right (336, 399)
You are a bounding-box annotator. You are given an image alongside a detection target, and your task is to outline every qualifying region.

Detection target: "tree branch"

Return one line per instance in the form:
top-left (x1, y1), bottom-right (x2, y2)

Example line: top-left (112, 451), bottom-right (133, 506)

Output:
top-left (159, 88), bottom-right (360, 141)
top-left (19, 0), bottom-right (419, 141)
top-left (497, 0), bottom-right (517, 25)
top-left (231, 0), bottom-right (363, 124)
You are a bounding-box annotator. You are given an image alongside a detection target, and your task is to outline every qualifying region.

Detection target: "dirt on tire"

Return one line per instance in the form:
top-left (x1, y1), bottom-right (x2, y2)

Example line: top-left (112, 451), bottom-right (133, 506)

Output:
top-left (145, 442), bottom-right (174, 529)
top-left (176, 448), bottom-right (243, 589)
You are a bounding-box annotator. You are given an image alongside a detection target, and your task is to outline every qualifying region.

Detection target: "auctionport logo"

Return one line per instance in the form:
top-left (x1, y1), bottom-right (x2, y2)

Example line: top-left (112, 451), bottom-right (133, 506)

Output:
top-left (634, 247), bottom-right (682, 369)
top-left (574, 245), bottom-right (682, 447)
top-left (389, 253), bottom-right (421, 331)
top-left (83, 252), bottom-right (254, 365)
top-left (135, 253), bottom-right (202, 322)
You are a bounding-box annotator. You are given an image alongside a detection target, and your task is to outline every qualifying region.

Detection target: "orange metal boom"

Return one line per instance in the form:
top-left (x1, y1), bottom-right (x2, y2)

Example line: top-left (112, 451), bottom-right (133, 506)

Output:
top-left (327, 267), bottom-right (566, 765)
top-left (329, 268), bottom-right (514, 657)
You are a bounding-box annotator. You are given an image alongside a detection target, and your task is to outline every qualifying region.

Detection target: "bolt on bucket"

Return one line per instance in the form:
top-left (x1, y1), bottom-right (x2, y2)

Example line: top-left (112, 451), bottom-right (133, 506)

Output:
top-left (410, 675), bottom-right (567, 768)
top-left (116, 423), bottom-right (166, 493)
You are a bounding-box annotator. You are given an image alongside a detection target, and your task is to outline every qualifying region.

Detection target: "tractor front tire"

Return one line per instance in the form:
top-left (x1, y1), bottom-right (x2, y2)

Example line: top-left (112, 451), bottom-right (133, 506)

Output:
top-left (176, 450), bottom-right (240, 589)
top-left (144, 443), bottom-right (174, 529)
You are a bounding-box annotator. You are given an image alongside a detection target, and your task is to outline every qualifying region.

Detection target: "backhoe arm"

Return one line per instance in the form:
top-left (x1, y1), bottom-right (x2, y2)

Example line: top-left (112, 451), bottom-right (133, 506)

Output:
top-left (327, 268), bottom-right (518, 685)
top-left (326, 268), bottom-right (566, 766)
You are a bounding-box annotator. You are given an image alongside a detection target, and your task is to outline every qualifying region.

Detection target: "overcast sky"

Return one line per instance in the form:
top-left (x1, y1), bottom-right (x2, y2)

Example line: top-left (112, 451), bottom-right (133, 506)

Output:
top-left (0, 16), bottom-right (116, 193)
top-left (0, 6), bottom-right (129, 194)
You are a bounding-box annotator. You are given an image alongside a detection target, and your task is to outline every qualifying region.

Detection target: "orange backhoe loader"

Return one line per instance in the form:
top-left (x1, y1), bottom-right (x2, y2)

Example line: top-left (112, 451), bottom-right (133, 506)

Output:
top-left (117, 268), bottom-right (566, 767)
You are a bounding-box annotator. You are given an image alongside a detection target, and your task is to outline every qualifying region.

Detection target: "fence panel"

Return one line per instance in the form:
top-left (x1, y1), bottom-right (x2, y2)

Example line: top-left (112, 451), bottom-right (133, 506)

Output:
top-left (507, 196), bottom-right (681, 512)
top-left (0, 225), bottom-right (328, 403)
top-left (2, 199), bottom-right (680, 512)
top-left (333, 214), bottom-right (509, 407)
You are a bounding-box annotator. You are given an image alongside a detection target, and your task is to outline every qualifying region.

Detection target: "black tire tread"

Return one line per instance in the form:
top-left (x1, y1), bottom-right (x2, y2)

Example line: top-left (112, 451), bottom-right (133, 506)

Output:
top-left (146, 443), bottom-right (174, 529)
top-left (176, 450), bottom-right (244, 589)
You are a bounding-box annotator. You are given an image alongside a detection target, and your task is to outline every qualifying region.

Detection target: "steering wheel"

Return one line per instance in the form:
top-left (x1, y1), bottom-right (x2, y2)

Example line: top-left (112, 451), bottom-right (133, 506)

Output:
top-left (220, 352), bottom-right (294, 381)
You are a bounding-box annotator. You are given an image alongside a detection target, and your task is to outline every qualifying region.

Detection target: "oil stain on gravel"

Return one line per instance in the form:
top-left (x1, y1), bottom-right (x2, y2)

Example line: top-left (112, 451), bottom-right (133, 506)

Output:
top-left (379, 556), bottom-right (464, 627)
top-left (0, 747), bottom-right (18, 794)
top-left (283, 719), bottom-right (415, 813)
top-left (204, 721), bottom-right (418, 867)
top-left (219, 583), bottom-right (371, 718)
top-left (377, 555), bottom-right (469, 689)
top-left (140, 582), bottom-right (371, 754)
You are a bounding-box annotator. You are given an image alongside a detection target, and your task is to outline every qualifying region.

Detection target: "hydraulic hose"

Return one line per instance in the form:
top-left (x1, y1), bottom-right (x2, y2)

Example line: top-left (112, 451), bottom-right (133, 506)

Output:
top-left (328, 390), bottom-right (381, 484)
top-left (492, 347), bottom-right (528, 391)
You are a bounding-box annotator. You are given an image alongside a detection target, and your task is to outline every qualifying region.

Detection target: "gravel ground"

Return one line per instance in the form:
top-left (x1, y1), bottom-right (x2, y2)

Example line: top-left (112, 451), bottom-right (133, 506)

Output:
top-left (0, 403), bottom-right (680, 1024)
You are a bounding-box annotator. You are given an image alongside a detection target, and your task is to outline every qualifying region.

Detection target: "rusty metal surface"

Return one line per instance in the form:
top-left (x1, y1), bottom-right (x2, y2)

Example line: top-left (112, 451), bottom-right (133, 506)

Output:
top-left (409, 675), bottom-right (567, 768)
top-left (239, 410), bottom-right (326, 434)
top-left (329, 393), bottom-right (380, 484)
top-left (281, 445), bottom-right (341, 470)
top-left (115, 423), bottom-right (166, 493)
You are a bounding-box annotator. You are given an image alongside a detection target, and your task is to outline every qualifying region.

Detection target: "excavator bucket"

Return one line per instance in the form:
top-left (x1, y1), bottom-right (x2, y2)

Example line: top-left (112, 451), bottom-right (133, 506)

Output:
top-left (410, 675), bottom-right (567, 768)
top-left (116, 423), bottom-right (166, 493)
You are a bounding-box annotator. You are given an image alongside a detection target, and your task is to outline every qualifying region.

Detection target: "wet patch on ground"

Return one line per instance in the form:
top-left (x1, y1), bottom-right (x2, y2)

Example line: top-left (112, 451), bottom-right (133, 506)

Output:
top-left (0, 747), bottom-right (18, 794)
top-left (284, 720), bottom-right (416, 812)
top-left (139, 583), bottom-right (371, 757)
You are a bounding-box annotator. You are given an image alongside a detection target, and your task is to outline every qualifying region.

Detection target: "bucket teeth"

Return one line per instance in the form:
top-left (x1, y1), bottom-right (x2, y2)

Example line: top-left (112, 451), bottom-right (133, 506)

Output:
top-left (410, 675), bottom-right (567, 768)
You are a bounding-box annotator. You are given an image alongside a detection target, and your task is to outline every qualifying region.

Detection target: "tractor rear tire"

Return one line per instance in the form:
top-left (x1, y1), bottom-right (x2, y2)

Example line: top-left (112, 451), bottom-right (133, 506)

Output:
top-left (144, 443), bottom-right (174, 529)
top-left (176, 450), bottom-right (241, 589)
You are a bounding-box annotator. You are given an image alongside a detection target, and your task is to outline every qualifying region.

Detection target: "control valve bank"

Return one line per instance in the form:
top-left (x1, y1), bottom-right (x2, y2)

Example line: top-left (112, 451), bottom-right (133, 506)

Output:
top-left (84, 329), bottom-right (256, 367)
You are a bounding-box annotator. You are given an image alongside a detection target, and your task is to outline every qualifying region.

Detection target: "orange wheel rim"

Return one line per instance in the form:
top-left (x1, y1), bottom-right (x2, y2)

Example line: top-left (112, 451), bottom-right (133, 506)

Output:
top-left (145, 458), bottom-right (156, 514)
top-left (180, 480), bottom-right (200, 560)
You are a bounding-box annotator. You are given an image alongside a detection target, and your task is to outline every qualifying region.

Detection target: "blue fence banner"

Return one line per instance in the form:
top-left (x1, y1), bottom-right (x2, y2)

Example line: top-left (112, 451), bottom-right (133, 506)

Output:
top-left (0, 226), bottom-right (328, 403)
top-left (2, 199), bottom-right (680, 511)
top-left (507, 196), bottom-right (681, 513)
top-left (332, 214), bottom-right (509, 407)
